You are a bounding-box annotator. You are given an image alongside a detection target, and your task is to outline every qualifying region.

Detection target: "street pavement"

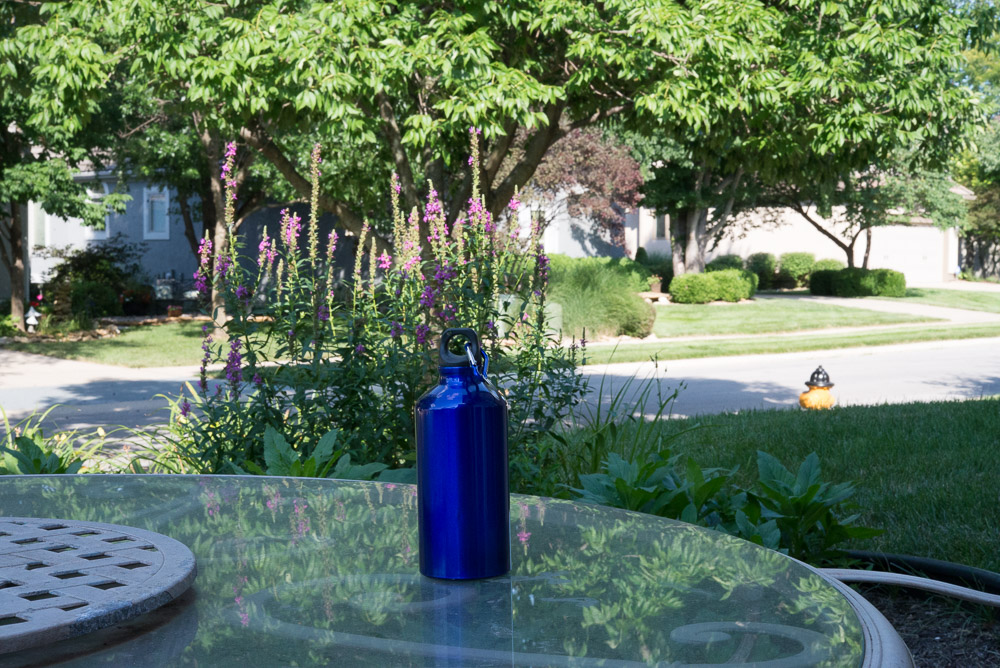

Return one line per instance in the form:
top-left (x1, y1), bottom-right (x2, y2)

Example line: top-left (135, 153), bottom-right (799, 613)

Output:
top-left (581, 337), bottom-right (1000, 418)
top-left (1, 289), bottom-right (999, 436)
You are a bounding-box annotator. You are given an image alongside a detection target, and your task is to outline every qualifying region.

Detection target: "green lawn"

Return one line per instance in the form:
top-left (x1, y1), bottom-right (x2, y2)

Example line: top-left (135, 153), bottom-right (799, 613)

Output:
top-left (6, 321), bottom-right (209, 367)
top-left (582, 324), bottom-right (1000, 365)
top-left (653, 300), bottom-right (936, 338)
top-left (885, 287), bottom-right (1000, 313)
top-left (640, 399), bottom-right (1000, 573)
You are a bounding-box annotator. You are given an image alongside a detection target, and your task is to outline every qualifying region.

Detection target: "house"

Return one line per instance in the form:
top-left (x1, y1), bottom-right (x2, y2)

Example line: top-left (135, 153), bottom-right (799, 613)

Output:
top-left (14, 172), bottom-right (200, 298)
top-left (616, 186), bottom-right (974, 285)
top-left (3, 173), bottom-right (350, 306)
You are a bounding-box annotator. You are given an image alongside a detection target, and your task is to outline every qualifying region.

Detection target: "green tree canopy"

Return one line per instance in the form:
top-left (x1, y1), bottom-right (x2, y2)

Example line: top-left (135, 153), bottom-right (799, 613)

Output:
top-left (0, 1), bottom-right (126, 329)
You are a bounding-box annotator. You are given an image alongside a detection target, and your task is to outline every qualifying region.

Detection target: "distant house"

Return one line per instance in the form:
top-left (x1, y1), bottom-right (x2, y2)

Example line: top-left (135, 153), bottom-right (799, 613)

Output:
top-left (615, 184), bottom-right (974, 285)
top-left (25, 172), bottom-right (199, 291)
top-left (4, 171), bottom-right (350, 304)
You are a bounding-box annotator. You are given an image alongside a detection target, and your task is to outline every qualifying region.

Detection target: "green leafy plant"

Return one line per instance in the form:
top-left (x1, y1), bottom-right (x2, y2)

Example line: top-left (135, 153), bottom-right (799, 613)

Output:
top-left (751, 451), bottom-right (882, 562)
top-left (570, 446), bottom-right (880, 564)
top-left (0, 408), bottom-right (107, 474)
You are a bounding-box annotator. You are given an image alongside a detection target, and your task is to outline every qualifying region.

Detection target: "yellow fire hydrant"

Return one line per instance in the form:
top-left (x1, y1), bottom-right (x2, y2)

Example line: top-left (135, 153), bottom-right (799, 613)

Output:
top-left (799, 366), bottom-right (836, 410)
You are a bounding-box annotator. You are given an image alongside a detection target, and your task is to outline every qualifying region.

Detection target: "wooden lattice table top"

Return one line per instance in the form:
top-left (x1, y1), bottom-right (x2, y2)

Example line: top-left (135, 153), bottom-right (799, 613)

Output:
top-left (0, 517), bottom-right (197, 655)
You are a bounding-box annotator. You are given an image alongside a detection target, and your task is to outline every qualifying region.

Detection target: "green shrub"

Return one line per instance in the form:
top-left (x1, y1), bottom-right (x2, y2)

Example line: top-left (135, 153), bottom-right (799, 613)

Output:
top-left (669, 272), bottom-right (720, 304)
top-left (70, 281), bottom-right (121, 319)
top-left (634, 246), bottom-right (649, 264)
top-left (812, 258), bottom-right (845, 273)
top-left (670, 269), bottom-right (756, 304)
top-left (705, 254), bottom-right (744, 272)
top-left (0, 314), bottom-right (17, 337)
top-left (747, 252), bottom-right (778, 289)
top-left (41, 234), bottom-right (145, 325)
top-left (549, 255), bottom-right (656, 338)
top-left (777, 252), bottom-right (815, 288)
top-left (833, 267), bottom-right (906, 297)
top-left (809, 270), bottom-right (839, 296)
top-left (714, 269), bottom-right (758, 301)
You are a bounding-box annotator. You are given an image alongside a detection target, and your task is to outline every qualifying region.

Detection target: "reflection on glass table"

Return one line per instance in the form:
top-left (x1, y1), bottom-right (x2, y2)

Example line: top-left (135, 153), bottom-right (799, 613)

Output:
top-left (0, 475), bottom-right (900, 667)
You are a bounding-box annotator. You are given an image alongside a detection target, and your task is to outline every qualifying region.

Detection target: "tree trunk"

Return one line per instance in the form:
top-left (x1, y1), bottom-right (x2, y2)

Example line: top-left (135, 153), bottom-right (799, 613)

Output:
top-left (861, 227), bottom-right (872, 269)
top-left (670, 209), bottom-right (688, 276)
top-left (9, 203), bottom-right (26, 332)
top-left (684, 209), bottom-right (706, 274)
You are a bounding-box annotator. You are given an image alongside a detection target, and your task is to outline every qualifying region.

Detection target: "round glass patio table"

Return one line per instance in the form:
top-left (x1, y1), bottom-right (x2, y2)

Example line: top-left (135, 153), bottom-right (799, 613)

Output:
top-left (0, 475), bottom-right (903, 667)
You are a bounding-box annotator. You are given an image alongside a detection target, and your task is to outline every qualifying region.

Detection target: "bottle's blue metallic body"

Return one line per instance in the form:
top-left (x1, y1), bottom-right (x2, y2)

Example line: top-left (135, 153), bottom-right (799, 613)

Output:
top-left (416, 329), bottom-right (510, 580)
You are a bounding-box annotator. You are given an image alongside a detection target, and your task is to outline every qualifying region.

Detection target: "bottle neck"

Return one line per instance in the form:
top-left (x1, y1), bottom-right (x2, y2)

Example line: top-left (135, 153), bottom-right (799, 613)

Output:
top-left (439, 366), bottom-right (475, 383)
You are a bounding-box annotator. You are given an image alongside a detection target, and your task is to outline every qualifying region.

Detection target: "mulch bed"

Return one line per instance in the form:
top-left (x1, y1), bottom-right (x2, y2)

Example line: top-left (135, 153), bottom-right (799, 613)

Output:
top-left (858, 585), bottom-right (1000, 666)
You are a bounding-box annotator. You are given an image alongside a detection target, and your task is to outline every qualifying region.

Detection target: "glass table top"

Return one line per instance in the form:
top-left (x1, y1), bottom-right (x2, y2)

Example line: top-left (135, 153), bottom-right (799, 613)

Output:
top-left (0, 475), bottom-right (864, 667)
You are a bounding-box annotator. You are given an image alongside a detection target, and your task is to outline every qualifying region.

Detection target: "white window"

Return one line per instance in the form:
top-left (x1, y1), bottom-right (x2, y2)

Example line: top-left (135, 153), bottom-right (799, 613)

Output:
top-left (86, 184), bottom-right (111, 240)
top-left (655, 214), bottom-right (668, 240)
top-left (144, 186), bottom-right (170, 240)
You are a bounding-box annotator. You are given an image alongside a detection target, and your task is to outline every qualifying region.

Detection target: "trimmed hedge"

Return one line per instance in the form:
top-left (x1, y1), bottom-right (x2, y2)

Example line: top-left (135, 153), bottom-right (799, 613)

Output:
top-left (809, 270), bottom-right (839, 296)
top-left (747, 252), bottom-right (777, 289)
top-left (706, 254), bottom-right (744, 272)
top-left (778, 252), bottom-right (815, 288)
top-left (670, 269), bottom-right (758, 304)
top-left (809, 268), bottom-right (906, 298)
top-left (812, 258), bottom-right (845, 273)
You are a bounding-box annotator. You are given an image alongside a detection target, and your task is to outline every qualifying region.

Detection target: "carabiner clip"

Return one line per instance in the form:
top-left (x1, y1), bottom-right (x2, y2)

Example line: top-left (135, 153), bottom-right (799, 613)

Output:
top-left (464, 343), bottom-right (489, 380)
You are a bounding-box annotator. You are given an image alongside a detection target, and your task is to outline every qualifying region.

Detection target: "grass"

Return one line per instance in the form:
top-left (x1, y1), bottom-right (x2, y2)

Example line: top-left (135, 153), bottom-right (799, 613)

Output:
top-left (635, 399), bottom-right (1000, 573)
top-left (582, 324), bottom-right (1000, 365)
top-left (653, 300), bottom-right (936, 337)
top-left (886, 287), bottom-right (1000, 314)
top-left (6, 321), bottom-right (208, 367)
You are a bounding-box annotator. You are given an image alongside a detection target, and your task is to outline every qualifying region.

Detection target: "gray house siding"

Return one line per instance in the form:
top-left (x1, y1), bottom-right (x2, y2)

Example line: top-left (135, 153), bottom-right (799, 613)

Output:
top-left (23, 178), bottom-right (353, 299)
top-left (27, 178), bottom-right (199, 287)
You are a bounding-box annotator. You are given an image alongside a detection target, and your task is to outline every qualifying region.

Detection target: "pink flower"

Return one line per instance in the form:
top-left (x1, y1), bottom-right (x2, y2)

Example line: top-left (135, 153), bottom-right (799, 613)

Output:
top-left (517, 530), bottom-right (531, 544)
top-left (508, 195), bottom-right (521, 212)
top-left (377, 252), bottom-right (392, 270)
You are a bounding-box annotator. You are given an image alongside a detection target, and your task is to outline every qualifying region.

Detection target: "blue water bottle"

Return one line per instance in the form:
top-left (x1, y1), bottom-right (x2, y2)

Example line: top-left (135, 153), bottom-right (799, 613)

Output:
top-left (415, 327), bottom-right (510, 580)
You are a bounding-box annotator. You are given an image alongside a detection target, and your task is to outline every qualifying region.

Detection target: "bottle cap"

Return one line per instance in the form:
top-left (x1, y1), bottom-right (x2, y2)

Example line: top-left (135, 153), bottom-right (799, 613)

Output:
top-left (439, 328), bottom-right (483, 368)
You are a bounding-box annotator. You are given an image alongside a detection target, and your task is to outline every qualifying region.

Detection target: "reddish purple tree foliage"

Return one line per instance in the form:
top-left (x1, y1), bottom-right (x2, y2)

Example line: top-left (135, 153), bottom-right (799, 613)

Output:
top-left (528, 129), bottom-right (644, 248)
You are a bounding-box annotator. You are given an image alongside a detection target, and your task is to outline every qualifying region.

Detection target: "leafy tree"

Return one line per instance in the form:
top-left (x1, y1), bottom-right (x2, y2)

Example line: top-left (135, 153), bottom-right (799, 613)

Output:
top-left (524, 128), bottom-right (644, 249)
top-left (0, 2), bottom-right (126, 330)
top-left (634, 0), bottom-right (982, 274)
top-left (101, 0), bottom-right (783, 264)
top-left (954, 36), bottom-right (1000, 278)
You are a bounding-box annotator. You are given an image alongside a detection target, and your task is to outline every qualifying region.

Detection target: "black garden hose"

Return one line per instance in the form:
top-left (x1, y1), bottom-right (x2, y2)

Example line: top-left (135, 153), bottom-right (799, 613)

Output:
top-left (844, 550), bottom-right (1000, 596)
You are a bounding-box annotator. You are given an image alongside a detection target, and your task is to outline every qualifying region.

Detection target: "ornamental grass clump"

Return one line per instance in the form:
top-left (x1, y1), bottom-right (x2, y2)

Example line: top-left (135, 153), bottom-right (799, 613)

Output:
top-left (149, 132), bottom-right (585, 476)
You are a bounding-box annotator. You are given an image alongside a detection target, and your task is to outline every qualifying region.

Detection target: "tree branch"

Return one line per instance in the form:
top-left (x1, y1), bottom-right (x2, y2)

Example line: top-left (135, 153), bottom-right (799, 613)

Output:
top-left (568, 105), bottom-right (629, 131)
top-left (375, 91), bottom-right (420, 213)
top-left (239, 125), bottom-right (390, 255)
top-left (489, 102), bottom-right (567, 219)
